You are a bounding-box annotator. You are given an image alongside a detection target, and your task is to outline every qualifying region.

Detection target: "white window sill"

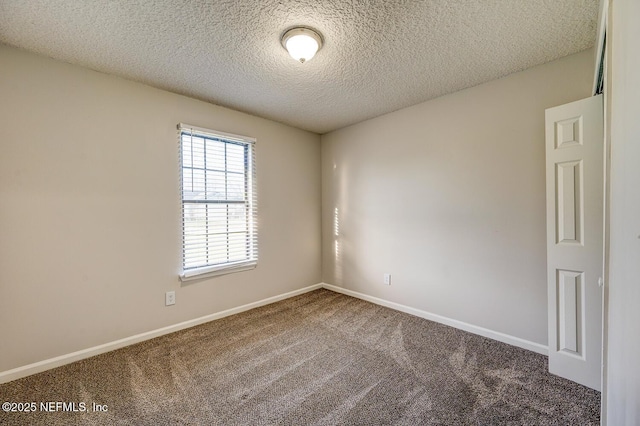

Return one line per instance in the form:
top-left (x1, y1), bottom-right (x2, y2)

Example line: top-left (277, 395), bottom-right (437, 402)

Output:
top-left (179, 261), bottom-right (257, 282)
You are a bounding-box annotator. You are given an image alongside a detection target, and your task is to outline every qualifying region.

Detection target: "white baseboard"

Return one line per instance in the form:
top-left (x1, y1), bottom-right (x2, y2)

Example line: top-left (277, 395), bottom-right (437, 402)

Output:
top-left (321, 283), bottom-right (548, 356)
top-left (1, 282), bottom-right (547, 384)
top-left (0, 283), bottom-right (323, 384)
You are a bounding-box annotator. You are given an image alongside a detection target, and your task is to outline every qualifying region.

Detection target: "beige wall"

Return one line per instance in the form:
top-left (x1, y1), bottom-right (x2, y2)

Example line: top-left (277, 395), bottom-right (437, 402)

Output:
top-left (0, 40), bottom-right (600, 376)
top-left (321, 49), bottom-right (593, 346)
top-left (0, 45), bottom-right (322, 373)
top-left (606, 0), bottom-right (640, 422)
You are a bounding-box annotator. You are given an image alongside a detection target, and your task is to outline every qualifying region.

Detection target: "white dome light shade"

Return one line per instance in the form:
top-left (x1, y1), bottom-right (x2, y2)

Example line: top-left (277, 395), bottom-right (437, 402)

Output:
top-left (281, 27), bottom-right (323, 63)
top-left (286, 35), bottom-right (318, 62)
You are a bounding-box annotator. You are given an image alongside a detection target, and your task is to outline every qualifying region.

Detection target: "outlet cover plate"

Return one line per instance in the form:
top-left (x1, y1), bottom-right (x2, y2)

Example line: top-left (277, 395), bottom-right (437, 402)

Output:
top-left (165, 291), bottom-right (176, 306)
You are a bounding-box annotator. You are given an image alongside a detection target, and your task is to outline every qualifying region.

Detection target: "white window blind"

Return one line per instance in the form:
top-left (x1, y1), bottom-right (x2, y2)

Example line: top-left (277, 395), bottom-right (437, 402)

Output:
top-left (178, 123), bottom-right (257, 280)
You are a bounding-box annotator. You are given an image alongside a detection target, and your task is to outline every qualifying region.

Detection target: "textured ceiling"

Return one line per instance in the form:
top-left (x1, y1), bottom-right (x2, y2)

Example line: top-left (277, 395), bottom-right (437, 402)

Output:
top-left (0, 0), bottom-right (598, 134)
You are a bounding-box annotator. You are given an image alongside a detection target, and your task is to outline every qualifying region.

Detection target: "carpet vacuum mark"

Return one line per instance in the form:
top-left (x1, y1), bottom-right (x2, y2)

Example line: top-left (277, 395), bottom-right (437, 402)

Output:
top-left (0, 289), bottom-right (600, 425)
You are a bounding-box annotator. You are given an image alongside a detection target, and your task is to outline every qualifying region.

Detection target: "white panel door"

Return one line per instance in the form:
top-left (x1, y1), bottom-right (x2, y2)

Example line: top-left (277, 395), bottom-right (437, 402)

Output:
top-left (545, 94), bottom-right (603, 391)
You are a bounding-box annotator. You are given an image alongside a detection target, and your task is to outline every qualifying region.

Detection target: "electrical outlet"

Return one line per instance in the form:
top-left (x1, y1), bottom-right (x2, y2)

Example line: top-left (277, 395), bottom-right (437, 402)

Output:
top-left (165, 291), bottom-right (176, 306)
top-left (384, 273), bottom-right (391, 285)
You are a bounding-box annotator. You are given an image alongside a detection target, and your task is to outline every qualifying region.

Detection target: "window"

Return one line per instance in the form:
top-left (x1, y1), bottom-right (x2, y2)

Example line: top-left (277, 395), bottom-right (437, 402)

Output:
top-left (178, 123), bottom-right (257, 280)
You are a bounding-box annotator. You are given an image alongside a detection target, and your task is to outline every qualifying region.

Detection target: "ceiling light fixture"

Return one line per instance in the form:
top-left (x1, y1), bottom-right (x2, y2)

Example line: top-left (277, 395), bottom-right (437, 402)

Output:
top-left (281, 26), bottom-right (323, 63)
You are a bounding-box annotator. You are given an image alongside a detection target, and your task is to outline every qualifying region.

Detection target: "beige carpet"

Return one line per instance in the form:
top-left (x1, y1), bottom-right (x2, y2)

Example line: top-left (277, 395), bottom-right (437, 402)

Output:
top-left (0, 289), bottom-right (599, 425)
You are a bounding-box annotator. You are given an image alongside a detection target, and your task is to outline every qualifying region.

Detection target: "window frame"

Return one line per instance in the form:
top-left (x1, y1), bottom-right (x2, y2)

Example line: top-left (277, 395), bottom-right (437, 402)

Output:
top-left (178, 123), bottom-right (257, 281)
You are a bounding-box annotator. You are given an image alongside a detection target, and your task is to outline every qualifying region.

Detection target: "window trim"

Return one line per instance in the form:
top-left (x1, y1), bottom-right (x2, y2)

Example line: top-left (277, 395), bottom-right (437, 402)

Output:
top-left (177, 123), bottom-right (257, 282)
